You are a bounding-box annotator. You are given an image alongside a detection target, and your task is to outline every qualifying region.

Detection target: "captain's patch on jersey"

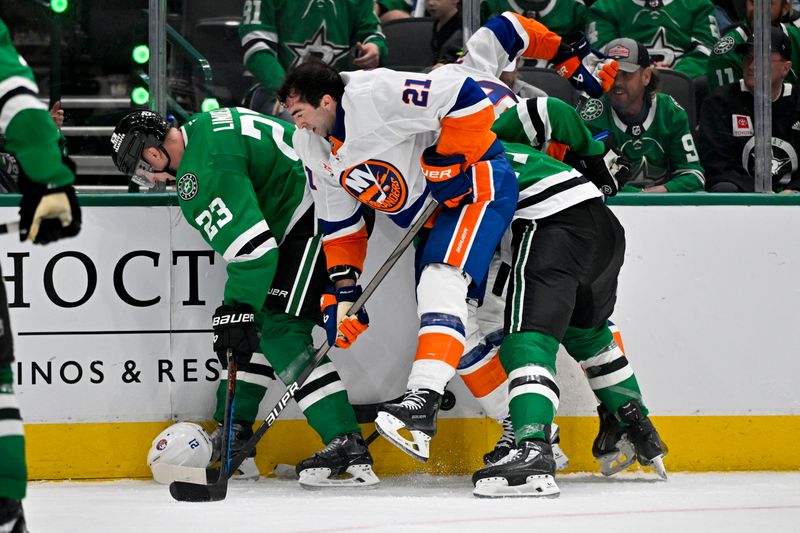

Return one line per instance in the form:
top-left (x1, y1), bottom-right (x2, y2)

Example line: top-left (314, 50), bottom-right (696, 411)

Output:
top-left (713, 36), bottom-right (736, 55)
top-left (580, 99), bottom-right (604, 121)
top-left (340, 160), bottom-right (408, 213)
top-left (732, 114), bottom-right (753, 137)
top-left (178, 173), bottom-right (199, 200)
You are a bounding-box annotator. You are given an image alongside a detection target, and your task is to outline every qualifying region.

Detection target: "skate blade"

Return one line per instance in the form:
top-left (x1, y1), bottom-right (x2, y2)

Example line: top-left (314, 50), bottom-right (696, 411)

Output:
top-left (647, 455), bottom-right (668, 480)
top-left (552, 443), bottom-right (569, 472)
top-left (273, 463), bottom-right (299, 480)
top-left (473, 474), bottom-right (560, 498)
top-left (597, 439), bottom-right (637, 476)
top-left (298, 464), bottom-right (380, 490)
top-left (375, 411), bottom-right (431, 462)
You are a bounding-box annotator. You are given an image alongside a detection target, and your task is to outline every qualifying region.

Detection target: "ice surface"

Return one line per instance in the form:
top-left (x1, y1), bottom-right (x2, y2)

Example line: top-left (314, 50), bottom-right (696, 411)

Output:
top-left (24, 472), bottom-right (800, 532)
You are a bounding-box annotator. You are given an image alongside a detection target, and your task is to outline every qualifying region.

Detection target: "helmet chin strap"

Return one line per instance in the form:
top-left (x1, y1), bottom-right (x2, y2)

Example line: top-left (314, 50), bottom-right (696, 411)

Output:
top-left (158, 146), bottom-right (177, 177)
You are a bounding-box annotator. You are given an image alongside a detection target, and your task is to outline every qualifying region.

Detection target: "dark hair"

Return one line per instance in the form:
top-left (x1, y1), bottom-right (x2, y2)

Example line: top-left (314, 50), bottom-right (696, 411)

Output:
top-left (278, 60), bottom-right (345, 107)
top-left (645, 67), bottom-right (659, 100)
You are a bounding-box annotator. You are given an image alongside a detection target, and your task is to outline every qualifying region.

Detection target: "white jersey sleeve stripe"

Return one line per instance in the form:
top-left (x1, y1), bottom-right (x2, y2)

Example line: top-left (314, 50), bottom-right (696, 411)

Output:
top-left (223, 220), bottom-right (277, 263)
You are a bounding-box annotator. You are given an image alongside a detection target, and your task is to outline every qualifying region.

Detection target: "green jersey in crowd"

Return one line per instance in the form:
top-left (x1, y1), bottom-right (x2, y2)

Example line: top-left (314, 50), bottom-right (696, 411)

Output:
top-left (176, 106), bottom-right (312, 310)
top-left (0, 19), bottom-right (71, 188)
top-left (579, 93), bottom-right (705, 192)
top-left (588, 0), bottom-right (719, 79)
top-left (707, 22), bottom-right (800, 90)
top-left (239, 0), bottom-right (387, 94)
top-left (480, 0), bottom-right (588, 36)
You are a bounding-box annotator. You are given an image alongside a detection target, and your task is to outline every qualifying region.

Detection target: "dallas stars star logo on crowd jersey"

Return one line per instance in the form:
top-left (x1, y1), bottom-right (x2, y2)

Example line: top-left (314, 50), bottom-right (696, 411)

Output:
top-left (646, 27), bottom-right (684, 66)
top-left (286, 23), bottom-right (350, 68)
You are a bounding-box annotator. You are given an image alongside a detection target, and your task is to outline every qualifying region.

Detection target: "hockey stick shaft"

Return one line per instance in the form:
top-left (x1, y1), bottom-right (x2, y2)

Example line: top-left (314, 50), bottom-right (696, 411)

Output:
top-left (220, 352), bottom-right (238, 478)
top-left (223, 200), bottom-right (438, 479)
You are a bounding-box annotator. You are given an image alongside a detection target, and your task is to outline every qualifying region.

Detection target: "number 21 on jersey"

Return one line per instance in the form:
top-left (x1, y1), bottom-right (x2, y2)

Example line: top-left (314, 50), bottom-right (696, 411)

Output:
top-left (402, 79), bottom-right (431, 107)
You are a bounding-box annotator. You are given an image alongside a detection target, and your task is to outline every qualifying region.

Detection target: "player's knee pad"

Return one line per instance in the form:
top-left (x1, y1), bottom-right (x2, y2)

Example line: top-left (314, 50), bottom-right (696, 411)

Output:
top-left (579, 342), bottom-right (633, 392)
top-left (417, 263), bottom-right (470, 320)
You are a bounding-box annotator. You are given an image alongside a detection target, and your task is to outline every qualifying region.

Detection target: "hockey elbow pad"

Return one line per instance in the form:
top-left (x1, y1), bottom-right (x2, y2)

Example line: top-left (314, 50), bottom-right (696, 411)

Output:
top-left (420, 146), bottom-right (473, 208)
top-left (551, 33), bottom-right (618, 98)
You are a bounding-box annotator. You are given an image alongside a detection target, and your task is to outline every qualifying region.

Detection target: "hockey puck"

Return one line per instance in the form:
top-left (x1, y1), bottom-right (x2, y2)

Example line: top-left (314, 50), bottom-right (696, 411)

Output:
top-left (440, 389), bottom-right (456, 411)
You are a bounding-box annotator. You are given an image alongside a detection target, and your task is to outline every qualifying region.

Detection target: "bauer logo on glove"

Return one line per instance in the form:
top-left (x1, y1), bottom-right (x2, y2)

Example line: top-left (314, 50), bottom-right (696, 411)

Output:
top-left (321, 285), bottom-right (369, 348)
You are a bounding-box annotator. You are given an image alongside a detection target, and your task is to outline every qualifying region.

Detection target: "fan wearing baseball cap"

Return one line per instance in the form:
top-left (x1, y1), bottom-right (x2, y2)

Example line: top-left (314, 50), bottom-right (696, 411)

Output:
top-left (578, 38), bottom-right (705, 193)
top-left (698, 27), bottom-right (800, 193)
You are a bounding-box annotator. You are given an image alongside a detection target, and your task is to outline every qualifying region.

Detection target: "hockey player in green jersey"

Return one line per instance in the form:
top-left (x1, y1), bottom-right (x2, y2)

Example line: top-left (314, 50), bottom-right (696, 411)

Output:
top-left (0, 17), bottom-right (82, 533)
top-left (110, 107), bottom-right (378, 489)
top-left (707, 0), bottom-right (800, 90)
top-left (240, 0), bottom-right (387, 116)
top-left (588, 0), bottom-right (719, 79)
top-left (579, 38), bottom-right (705, 192)
top-left (471, 104), bottom-right (668, 497)
top-left (480, 0), bottom-right (589, 36)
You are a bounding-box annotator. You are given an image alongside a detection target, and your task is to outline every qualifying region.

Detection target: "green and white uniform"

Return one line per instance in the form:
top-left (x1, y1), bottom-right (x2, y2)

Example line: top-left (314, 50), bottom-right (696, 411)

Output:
top-left (588, 0), bottom-right (720, 79)
top-left (240, 0), bottom-right (387, 95)
top-left (480, 0), bottom-right (588, 36)
top-left (579, 93), bottom-right (705, 191)
top-left (177, 107), bottom-right (360, 445)
top-left (0, 18), bottom-right (75, 502)
top-left (707, 22), bottom-right (800, 90)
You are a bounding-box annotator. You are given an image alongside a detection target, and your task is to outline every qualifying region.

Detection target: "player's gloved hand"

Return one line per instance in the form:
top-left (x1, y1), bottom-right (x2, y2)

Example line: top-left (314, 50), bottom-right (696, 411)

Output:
top-left (420, 146), bottom-right (473, 208)
top-left (551, 33), bottom-right (619, 98)
top-left (576, 148), bottom-right (631, 197)
top-left (212, 303), bottom-right (259, 369)
top-left (18, 170), bottom-right (81, 245)
top-left (321, 285), bottom-right (369, 348)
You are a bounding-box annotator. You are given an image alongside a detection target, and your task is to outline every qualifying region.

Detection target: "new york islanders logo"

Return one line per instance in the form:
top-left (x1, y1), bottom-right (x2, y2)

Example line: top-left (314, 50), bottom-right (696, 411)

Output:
top-left (340, 160), bottom-right (408, 213)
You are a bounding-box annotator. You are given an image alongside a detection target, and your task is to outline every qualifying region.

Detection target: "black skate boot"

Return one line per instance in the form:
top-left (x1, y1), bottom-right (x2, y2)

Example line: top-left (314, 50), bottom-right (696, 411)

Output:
top-left (375, 388), bottom-right (441, 462)
top-left (0, 499), bottom-right (27, 533)
top-left (592, 404), bottom-right (636, 476)
top-left (296, 432), bottom-right (379, 489)
top-left (210, 420), bottom-right (260, 480)
top-left (545, 423), bottom-right (570, 471)
top-left (617, 400), bottom-right (668, 479)
top-left (472, 439), bottom-right (559, 498)
top-left (484, 416), bottom-right (515, 465)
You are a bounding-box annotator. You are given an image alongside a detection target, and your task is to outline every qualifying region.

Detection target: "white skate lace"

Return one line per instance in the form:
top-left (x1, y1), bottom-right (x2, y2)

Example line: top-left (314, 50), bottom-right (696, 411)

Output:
top-left (496, 417), bottom-right (515, 448)
top-left (399, 390), bottom-right (428, 410)
top-left (493, 446), bottom-right (523, 466)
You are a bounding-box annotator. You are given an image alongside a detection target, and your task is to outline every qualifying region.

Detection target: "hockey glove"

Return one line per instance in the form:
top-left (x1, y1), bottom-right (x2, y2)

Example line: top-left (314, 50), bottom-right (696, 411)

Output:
top-left (420, 146), bottom-right (473, 208)
top-left (321, 285), bottom-right (369, 348)
top-left (212, 303), bottom-right (259, 369)
top-left (551, 33), bottom-right (619, 98)
top-left (18, 170), bottom-right (81, 245)
top-left (575, 149), bottom-right (631, 197)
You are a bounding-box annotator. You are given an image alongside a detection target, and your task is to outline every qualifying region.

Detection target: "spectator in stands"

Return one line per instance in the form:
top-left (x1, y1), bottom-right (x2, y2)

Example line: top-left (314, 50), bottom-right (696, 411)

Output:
top-left (239, 0), bottom-right (387, 117)
top-left (480, 0), bottom-right (588, 35)
top-left (429, 0), bottom-right (463, 63)
top-left (580, 38), bottom-right (705, 192)
top-left (708, 0), bottom-right (800, 90)
top-left (588, 0), bottom-right (719, 79)
top-left (698, 28), bottom-right (800, 193)
top-left (376, 0), bottom-right (414, 22)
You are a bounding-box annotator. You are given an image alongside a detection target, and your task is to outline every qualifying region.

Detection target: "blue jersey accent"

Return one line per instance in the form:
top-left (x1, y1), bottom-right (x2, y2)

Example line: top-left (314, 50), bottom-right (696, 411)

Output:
top-left (320, 208), bottom-right (363, 236)
top-left (484, 15), bottom-right (525, 62)
top-left (420, 312), bottom-right (466, 336)
top-left (478, 80), bottom-right (519, 107)
top-left (447, 77), bottom-right (491, 114)
top-left (331, 102), bottom-right (347, 142)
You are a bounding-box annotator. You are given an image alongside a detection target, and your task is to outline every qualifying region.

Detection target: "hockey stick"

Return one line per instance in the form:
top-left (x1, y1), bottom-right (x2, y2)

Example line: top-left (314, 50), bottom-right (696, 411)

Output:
top-left (169, 200), bottom-right (439, 502)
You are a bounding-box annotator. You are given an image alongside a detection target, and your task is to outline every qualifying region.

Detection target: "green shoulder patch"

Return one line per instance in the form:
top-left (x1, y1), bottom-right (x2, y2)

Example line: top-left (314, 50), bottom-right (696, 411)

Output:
top-left (579, 98), bottom-right (604, 121)
top-left (177, 173), bottom-right (199, 201)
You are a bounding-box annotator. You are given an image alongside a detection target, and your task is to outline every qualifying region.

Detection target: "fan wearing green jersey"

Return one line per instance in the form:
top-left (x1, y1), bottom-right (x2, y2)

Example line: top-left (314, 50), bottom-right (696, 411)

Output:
top-left (240, 0), bottom-right (387, 117)
top-left (708, 0), bottom-right (800, 90)
top-left (480, 0), bottom-right (589, 36)
top-left (580, 38), bottom-right (705, 192)
top-left (0, 17), bottom-right (83, 533)
top-left (110, 107), bottom-right (378, 489)
top-left (588, 0), bottom-right (719, 79)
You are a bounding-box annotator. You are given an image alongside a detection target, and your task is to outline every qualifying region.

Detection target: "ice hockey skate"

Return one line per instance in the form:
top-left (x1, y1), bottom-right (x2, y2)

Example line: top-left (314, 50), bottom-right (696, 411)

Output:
top-left (593, 401), bottom-right (668, 479)
top-left (472, 439), bottom-right (560, 498)
top-left (484, 419), bottom-right (569, 472)
top-left (296, 433), bottom-right (379, 489)
top-left (0, 498), bottom-right (26, 533)
top-left (209, 421), bottom-right (260, 481)
top-left (375, 388), bottom-right (441, 462)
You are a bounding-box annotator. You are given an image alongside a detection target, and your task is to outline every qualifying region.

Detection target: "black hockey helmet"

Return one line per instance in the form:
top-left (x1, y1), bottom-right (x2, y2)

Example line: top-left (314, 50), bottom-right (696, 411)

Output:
top-left (110, 110), bottom-right (170, 176)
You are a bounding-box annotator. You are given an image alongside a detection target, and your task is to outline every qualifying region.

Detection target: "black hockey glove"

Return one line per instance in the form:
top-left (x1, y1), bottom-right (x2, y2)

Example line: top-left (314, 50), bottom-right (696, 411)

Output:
top-left (212, 303), bottom-right (259, 370)
top-left (18, 167), bottom-right (82, 245)
top-left (576, 149), bottom-right (631, 197)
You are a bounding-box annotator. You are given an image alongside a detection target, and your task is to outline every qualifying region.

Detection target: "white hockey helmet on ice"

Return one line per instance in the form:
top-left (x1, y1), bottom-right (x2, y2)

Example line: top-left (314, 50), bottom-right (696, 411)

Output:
top-left (147, 422), bottom-right (212, 476)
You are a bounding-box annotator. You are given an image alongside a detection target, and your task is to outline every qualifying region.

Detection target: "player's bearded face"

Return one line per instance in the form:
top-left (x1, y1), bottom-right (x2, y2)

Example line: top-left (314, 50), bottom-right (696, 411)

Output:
top-left (285, 95), bottom-right (336, 137)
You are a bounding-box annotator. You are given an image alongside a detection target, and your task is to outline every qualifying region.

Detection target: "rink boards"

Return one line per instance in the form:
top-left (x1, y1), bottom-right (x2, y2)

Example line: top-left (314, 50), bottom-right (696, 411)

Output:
top-left (0, 193), bottom-right (798, 479)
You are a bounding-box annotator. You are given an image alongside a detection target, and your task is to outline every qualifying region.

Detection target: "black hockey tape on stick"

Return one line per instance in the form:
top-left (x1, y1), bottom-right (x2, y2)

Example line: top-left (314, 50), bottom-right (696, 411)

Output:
top-left (0, 221), bottom-right (19, 235)
top-left (169, 200), bottom-right (440, 502)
